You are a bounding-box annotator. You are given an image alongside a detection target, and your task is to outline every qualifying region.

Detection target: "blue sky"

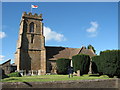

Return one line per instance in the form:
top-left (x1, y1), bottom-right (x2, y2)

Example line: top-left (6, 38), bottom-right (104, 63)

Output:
top-left (1, 2), bottom-right (118, 64)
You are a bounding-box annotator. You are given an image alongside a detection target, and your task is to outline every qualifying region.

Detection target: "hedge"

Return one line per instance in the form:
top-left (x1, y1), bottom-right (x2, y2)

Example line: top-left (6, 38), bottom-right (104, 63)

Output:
top-left (56, 58), bottom-right (71, 74)
top-left (72, 54), bottom-right (90, 75)
top-left (92, 50), bottom-right (120, 78)
top-left (7, 72), bottom-right (22, 77)
top-left (92, 56), bottom-right (103, 75)
top-left (100, 50), bottom-right (120, 77)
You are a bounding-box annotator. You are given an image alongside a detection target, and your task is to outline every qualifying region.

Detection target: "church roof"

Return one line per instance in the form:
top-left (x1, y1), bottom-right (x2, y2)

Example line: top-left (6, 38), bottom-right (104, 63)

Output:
top-left (0, 59), bottom-right (11, 66)
top-left (45, 46), bottom-right (95, 60)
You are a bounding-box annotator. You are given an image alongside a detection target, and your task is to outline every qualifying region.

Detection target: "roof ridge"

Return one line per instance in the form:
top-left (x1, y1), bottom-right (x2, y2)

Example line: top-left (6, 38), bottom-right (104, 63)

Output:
top-left (1, 59), bottom-right (11, 65)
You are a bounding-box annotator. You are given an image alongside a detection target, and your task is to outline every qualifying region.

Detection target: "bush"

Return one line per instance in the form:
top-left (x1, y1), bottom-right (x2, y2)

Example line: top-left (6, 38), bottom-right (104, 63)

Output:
top-left (56, 58), bottom-right (71, 74)
top-left (72, 54), bottom-right (90, 75)
top-left (92, 50), bottom-right (120, 78)
top-left (7, 72), bottom-right (22, 77)
top-left (92, 56), bottom-right (103, 75)
top-left (100, 75), bottom-right (109, 78)
top-left (92, 56), bottom-right (99, 74)
top-left (100, 50), bottom-right (120, 77)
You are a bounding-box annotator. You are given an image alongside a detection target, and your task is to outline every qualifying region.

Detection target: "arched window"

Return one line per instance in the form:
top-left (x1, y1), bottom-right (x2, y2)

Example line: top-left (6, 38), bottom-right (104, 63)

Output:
top-left (23, 21), bottom-right (27, 33)
top-left (29, 22), bottom-right (34, 32)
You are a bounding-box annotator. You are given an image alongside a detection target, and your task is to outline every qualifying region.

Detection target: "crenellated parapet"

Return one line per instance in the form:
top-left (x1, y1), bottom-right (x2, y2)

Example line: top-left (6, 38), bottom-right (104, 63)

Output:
top-left (22, 12), bottom-right (43, 21)
top-left (15, 12), bottom-right (46, 74)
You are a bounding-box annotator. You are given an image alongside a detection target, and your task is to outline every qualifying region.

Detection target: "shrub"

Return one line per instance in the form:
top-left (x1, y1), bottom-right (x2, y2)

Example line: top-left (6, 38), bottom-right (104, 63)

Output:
top-left (92, 56), bottom-right (103, 75)
top-left (100, 75), bottom-right (109, 78)
top-left (7, 72), bottom-right (22, 77)
top-left (72, 54), bottom-right (90, 75)
top-left (92, 50), bottom-right (120, 78)
top-left (100, 50), bottom-right (120, 78)
top-left (56, 58), bottom-right (71, 74)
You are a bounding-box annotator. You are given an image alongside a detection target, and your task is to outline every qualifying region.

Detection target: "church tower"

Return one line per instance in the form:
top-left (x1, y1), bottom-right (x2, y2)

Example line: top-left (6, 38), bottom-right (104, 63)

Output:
top-left (15, 12), bottom-right (46, 75)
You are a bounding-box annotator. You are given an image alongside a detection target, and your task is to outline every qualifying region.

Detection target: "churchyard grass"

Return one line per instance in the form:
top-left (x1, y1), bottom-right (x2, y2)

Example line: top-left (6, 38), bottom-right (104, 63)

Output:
top-left (2, 74), bottom-right (111, 82)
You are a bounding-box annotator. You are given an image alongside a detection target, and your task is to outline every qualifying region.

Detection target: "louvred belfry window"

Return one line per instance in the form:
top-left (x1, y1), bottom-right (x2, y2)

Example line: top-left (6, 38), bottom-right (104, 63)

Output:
top-left (31, 34), bottom-right (34, 43)
top-left (29, 22), bottom-right (34, 32)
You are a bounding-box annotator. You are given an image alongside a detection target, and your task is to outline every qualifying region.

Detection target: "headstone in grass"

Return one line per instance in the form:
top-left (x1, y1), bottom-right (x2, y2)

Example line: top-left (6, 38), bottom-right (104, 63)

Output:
top-left (77, 70), bottom-right (80, 76)
top-left (38, 70), bottom-right (41, 75)
top-left (73, 72), bottom-right (77, 76)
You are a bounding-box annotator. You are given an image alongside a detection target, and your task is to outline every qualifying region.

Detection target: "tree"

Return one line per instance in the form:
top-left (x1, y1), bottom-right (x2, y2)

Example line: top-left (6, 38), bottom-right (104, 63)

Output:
top-left (87, 45), bottom-right (96, 53)
top-left (56, 58), bottom-right (71, 74)
top-left (92, 56), bottom-right (103, 75)
top-left (92, 50), bottom-right (120, 78)
top-left (72, 54), bottom-right (90, 75)
top-left (100, 50), bottom-right (120, 78)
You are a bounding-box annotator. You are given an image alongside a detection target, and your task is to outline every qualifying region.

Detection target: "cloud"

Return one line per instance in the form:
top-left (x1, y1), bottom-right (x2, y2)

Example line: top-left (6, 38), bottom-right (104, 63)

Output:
top-left (0, 55), bottom-right (5, 61)
top-left (86, 21), bottom-right (99, 37)
top-left (43, 26), bottom-right (66, 42)
top-left (0, 32), bottom-right (6, 39)
top-left (88, 32), bottom-right (98, 37)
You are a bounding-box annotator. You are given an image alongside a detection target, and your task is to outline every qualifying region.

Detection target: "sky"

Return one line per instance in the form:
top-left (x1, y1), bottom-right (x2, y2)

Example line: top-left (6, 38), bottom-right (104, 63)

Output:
top-left (1, 2), bottom-right (118, 64)
top-left (1, 0), bottom-right (119, 2)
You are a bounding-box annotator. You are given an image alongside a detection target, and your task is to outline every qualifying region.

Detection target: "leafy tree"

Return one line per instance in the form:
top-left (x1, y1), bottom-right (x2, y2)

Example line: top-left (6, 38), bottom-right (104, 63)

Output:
top-left (87, 45), bottom-right (96, 53)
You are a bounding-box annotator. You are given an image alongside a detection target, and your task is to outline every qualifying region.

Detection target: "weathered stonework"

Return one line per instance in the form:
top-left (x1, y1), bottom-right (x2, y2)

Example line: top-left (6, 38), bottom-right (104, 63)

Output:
top-left (15, 12), bottom-right (95, 75)
top-left (2, 79), bottom-right (119, 88)
top-left (15, 12), bottom-right (46, 75)
top-left (0, 60), bottom-right (11, 74)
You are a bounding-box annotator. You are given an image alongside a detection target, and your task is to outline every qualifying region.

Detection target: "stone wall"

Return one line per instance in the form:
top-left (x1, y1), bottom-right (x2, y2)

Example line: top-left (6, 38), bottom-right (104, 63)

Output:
top-left (2, 79), bottom-right (119, 89)
top-left (0, 60), bottom-right (11, 74)
top-left (28, 51), bottom-right (41, 70)
top-left (15, 12), bottom-right (46, 75)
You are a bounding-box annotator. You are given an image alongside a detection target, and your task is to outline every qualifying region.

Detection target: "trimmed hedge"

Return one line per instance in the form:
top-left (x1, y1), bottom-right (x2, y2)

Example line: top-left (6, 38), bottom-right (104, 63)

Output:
top-left (92, 56), bottom-right (103, 75)
top-left (92, 50), bottom-right (120, 78)
top-left (56, 58), bottom-right (71, 74)
top-left (72, 54), bottom-right (90, 75)
top-left (100, 50), bottom-right (120, 77)
top-left (7, 72), bottom-right (22, 77)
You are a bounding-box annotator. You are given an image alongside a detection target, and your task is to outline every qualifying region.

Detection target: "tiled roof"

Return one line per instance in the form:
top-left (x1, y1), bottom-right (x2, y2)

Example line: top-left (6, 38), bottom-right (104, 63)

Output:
top-left (46, 46), bottom-right (95, 60)
top-left (79, 47), bottom-right (96, 57)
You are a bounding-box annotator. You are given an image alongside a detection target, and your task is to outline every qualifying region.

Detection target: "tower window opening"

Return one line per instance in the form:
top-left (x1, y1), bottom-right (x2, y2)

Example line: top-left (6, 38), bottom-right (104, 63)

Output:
top-left (31, 34), bottom-right (34, 43)
top-left (29, 22), bottom-right (34, 32)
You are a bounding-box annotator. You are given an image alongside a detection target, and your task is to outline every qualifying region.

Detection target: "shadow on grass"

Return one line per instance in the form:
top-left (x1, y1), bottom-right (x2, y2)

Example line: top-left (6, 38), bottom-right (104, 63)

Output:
top-left (89, 75), bottom-right (101, 77)
top-left (3, 78), bottom-right (33, 87)
top-left (23, 82), bottom-right (32, 87)
top-left (3, 78), bottom-right (19, 81)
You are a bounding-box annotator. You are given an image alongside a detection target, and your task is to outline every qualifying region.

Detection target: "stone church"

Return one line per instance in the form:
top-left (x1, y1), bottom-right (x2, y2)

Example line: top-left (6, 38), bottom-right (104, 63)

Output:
top-left (14, 12), bottom-right (95, 75)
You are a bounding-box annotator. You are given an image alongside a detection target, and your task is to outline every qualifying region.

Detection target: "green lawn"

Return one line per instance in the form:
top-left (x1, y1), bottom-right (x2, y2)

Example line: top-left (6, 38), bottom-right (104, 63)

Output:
top-left (1, 74), bottom-right (112, 82)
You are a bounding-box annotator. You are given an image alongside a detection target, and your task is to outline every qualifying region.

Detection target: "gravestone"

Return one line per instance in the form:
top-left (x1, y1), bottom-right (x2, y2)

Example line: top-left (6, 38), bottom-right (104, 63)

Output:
top-left (77, 70), bottom-right (80, 76)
